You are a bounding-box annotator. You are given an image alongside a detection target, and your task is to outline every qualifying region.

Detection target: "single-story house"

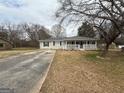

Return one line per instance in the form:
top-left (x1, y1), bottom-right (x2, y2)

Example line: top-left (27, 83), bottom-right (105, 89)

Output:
top-left (0, 38), bottom-right (12, 50)
top-left (39, 36), bottom-right (98, 50)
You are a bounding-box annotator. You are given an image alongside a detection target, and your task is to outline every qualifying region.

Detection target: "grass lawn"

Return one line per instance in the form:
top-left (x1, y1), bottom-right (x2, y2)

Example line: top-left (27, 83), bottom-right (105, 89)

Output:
top-left (0, 48), bottom-right (38, 58)
top-left (40, 50), bottom-right (124, 93)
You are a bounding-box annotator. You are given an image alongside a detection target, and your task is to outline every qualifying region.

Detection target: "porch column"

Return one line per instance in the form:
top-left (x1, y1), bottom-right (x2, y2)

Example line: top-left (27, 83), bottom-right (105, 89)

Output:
top-left (95, 41), bottom-right (97, 49)
top-left (66, 41), bottom-right (67, 49)
top-left (85, 41), bottom-right (88, 50)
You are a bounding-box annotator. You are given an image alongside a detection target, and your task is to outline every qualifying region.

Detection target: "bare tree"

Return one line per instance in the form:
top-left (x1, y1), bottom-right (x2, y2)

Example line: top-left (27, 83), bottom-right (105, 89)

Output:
top-left (51, 24), bottom-right (66, 38)
top-left (0, 24), bottom-right (8, 40)
top-left (0, 22), bottom-right (51, 48)
top-left (56, 0), bottom-right (124, 55)
top-left (38, 26), bottom-right (51, 40)
top-left (4, 23), bottom-right (21, 47)
top-left (31, 24), bottom-right (51, 40)
top-left (22, 23), bottom-right (51, 47)
top-left (22, 23), bottom-right (51, 40)
top-left (22, 23), bottom-right (34, 41)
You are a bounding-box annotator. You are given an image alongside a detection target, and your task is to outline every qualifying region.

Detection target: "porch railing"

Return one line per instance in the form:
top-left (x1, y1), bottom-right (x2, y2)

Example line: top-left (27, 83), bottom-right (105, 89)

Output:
top-left (64, 44), bottom-right (97, 50)
top-left (66, 44), bottom-right (80, 50)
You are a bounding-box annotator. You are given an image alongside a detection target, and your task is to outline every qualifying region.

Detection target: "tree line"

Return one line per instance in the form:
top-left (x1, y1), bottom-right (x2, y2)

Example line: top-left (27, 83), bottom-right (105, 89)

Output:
top-left (0, 23), bottom-right (51, 48)
top-left (0, 23), bottom-right (66, 48)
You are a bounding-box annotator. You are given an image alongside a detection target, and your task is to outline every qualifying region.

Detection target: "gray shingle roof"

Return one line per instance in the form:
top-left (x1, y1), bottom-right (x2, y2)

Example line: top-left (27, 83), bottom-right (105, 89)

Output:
top-left (39, 36), bottom-right (97, 41)
top-left (64, 36), bottom-right (97, 41)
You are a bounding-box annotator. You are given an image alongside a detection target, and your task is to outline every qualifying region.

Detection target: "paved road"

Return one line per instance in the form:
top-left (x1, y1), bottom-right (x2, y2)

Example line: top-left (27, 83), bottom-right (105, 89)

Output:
top-left (0, 50), bottom-right (55, 93)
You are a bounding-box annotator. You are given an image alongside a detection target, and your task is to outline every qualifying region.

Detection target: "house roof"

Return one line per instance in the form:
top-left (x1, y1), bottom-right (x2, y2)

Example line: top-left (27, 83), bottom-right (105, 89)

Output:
top-left (39, 36), bottom-right (98, 41)
top-left (64, 36), bottom-right (97, 41)
top-left (39, 37), bottom-right (63, 41)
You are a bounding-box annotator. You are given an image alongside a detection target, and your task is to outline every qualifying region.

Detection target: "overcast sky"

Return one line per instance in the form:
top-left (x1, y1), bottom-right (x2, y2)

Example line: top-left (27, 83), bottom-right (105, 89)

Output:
top-left (0, 0), bottom-right (77, 36)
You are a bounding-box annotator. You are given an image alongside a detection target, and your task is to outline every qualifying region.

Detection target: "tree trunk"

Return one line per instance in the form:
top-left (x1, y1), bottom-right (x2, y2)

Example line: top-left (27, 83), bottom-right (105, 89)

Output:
top-left (101, 43), bottom-right (110, 57)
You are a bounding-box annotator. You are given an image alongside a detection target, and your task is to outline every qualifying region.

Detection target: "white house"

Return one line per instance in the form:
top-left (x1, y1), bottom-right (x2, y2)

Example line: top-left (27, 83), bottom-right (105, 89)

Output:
top-left (39, 36), bottom-right (98, 50)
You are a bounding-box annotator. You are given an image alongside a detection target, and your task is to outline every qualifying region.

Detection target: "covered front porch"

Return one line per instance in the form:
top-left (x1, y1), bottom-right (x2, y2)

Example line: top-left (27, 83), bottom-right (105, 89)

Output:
top-left (63, 40), bottom-right (97, 50)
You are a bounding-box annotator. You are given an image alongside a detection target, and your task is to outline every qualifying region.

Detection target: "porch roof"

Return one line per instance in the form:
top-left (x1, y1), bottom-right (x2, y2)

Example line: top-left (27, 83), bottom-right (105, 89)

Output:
top-left (63, 36), bottom-right (97, 41)
top-left (39, 36), bottom-right (98, 42)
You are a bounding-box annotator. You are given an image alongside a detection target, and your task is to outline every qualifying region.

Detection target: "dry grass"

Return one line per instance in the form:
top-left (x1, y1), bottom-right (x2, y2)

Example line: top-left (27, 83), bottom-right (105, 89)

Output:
top-left (85, 51), bottom-right (124, 90)
top-left (40, 50), bottom-right (124, 93)
top-left (0, 48), bottom-right (38, 58)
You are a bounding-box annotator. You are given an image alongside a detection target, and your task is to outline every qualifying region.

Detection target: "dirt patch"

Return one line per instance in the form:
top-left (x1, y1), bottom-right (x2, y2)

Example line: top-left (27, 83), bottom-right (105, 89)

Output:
top-left (40, 50), bottom-right (124, 93)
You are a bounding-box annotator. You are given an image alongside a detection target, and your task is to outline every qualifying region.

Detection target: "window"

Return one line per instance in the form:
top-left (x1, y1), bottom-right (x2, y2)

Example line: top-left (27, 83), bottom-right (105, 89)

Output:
top-left (60, 41), bottom-right (62, 46)
top-left (0, 43), bottom-right (3, 48)
top-left (83, 42), bottom-right (86, 44)
top-left (53, 41), bottom-right (55, 46)
top-left (43, 42), bottom-right (49, 47)
top-left (92, 41), bottom-right (95, 44)
top-left (72, 41), bottom-right (74, 44)
top-left (87, 41), bottom-right (90, 44)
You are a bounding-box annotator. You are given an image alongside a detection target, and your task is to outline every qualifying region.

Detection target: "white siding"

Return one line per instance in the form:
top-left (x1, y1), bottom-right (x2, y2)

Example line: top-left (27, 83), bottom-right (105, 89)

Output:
top-left (40, 41), bottom-right (50, 49)
top-left (40, 42), bottom-right (43, 49)
top-left (40, 41), bottom-right (64, 49)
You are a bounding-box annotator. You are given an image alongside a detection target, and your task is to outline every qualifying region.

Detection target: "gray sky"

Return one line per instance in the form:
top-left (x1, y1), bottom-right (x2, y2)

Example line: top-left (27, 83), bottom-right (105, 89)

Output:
top-left (0, 0), bottom-right (78, 36)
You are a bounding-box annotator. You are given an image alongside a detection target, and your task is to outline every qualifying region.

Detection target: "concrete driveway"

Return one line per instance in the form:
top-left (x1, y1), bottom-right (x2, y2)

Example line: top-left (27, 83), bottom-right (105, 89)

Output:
top-left (0, 50), bottom-right (55, 93)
